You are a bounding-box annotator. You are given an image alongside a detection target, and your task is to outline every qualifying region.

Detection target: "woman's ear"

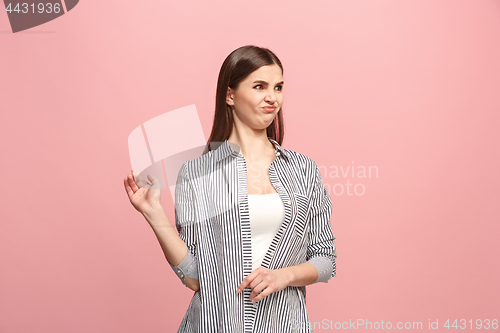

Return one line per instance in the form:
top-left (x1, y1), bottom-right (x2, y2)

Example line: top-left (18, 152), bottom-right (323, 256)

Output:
top-left (226, 87), bottom-right (235, 106)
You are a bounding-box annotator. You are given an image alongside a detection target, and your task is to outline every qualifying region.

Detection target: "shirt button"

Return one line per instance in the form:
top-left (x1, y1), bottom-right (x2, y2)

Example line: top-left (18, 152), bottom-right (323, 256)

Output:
top-left (276, 152), bottom-right (281, 156)
top-left (180, 274), bottom-right (184, 278)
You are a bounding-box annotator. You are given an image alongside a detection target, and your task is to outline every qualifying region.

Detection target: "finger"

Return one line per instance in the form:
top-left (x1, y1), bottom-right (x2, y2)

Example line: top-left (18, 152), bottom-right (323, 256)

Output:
top-left (132, 170), bottom-right (149, 189)
top-left (127, 173), bottom-right (140, 192)
top-left (136, 177), bottom-right (150, 188)
top-left (249, 279), bottom-right (267, 300)
top-left (251, 286), bottom-right (273, 303)
top-left (248, 268), bottom-right (269, 290)
top-left (123, 177), bottom-right (134, 198)
top-left (237, 280), bottom-right (249, 293)
top-left (249, 273), bottom-right (264, 290)
top-left (134, 172), bottom-right (154, 189)
top-left (237, 271), bottom-right (257, 293)
top-left (147, 173), bottom-right (162, 189)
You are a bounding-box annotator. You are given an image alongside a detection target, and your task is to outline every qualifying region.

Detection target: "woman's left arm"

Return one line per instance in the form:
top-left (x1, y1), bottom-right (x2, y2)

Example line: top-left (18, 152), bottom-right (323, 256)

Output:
top-left (302, 161), bottom-right (337, 284)
top-left (278, 262), bottom-right (320, 286)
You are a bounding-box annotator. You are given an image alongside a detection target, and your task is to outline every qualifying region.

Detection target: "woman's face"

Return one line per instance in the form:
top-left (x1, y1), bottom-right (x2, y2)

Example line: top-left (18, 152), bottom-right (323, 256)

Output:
top-left (227, 64), bottom-right (284, 131)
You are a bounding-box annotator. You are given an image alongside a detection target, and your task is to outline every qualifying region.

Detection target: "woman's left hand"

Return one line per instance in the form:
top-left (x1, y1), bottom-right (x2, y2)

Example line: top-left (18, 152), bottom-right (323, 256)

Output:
top-left (236, 267), bottom-right (290, 303)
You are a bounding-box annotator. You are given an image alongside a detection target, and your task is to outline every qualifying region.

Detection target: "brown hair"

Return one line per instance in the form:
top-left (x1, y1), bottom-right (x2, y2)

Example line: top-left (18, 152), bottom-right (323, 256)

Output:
top-left (204, 45), bottom-right (285, 153)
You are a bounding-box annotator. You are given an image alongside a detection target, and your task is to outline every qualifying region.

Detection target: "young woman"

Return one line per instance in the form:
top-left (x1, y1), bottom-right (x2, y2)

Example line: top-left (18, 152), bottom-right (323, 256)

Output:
top-left (124, 45), bottom-right (337, 332)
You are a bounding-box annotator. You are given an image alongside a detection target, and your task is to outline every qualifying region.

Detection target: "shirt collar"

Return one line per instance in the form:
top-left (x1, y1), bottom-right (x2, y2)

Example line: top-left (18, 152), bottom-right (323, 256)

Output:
top-left (213, 137), bottom-right (289, 162)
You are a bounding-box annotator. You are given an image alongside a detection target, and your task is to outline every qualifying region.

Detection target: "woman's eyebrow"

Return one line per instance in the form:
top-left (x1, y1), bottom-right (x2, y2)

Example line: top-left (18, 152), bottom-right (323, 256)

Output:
top-left (253, 80), bottom-right (284, 85)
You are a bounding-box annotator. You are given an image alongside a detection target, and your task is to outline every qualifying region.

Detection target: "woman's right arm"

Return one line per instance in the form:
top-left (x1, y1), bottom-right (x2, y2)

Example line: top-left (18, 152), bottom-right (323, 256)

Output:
top-left (142, 205), bottom-right (200, 291)
top-left (123, 170), bottom-right (200, 292)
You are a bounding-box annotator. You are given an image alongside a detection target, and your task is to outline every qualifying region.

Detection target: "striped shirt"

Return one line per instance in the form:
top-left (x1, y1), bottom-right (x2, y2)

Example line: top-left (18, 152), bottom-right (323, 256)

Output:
top-left (170, 137), bottom-right (337, 333)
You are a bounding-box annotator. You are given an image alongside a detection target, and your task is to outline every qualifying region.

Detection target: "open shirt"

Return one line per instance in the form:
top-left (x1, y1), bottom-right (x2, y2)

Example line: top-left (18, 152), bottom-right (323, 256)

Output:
top-left (170, 137), bottom-right (337, 333)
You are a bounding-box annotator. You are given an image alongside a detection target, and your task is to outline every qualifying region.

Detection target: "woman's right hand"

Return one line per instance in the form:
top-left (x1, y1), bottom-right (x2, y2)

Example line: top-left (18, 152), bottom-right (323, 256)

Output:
top-left (123, 170), bottom-right (162, 216)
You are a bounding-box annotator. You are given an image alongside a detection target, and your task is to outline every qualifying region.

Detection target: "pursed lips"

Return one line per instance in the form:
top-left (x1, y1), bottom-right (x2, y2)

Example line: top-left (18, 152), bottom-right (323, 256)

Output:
top-left (262, 106), bottom-right (276, 112)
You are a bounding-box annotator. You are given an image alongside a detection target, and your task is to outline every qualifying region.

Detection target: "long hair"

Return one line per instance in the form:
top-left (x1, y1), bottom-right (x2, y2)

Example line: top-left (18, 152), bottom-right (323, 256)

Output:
top-left (204, 45), bottom-right (285, 153)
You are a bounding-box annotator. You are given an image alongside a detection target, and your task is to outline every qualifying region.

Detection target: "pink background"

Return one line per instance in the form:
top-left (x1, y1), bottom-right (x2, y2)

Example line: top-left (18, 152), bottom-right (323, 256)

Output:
top-left (1, 0), bottom-right (499, 332)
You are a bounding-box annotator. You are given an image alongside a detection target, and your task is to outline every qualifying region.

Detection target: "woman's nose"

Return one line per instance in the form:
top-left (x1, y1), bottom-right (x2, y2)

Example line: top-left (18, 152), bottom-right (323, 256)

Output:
top-left (265, 89), bottom-right (277, 104)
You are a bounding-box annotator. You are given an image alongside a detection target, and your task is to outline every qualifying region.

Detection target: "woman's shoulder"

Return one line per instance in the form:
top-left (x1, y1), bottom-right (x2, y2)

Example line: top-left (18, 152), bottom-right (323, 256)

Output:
top-left (281, 147), bottom-right (320, 171)
top-left (178, 149), bottom-right (218, 177)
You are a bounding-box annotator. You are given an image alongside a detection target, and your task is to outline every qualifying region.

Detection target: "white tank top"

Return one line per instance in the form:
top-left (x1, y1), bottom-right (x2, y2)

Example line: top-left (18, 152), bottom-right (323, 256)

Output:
top-left (247, 193), bottom-right (285, 271)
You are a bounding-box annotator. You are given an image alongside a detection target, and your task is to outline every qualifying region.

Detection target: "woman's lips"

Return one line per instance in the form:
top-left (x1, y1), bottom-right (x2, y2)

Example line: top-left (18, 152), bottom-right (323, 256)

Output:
top-left (262, 106), bottom-right (276, 112)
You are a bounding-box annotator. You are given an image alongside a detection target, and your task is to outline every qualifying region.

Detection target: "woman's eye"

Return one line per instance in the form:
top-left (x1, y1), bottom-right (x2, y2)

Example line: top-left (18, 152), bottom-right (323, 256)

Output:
top-left (254, 85), bottom-right (282, 90)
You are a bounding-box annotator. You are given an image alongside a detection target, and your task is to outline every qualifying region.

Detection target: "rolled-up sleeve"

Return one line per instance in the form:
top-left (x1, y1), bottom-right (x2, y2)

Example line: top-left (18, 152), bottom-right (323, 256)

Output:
top-left (169, 161), bottom-right (199, 285)
top-left (306, 162), bottom-right (337, 284)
